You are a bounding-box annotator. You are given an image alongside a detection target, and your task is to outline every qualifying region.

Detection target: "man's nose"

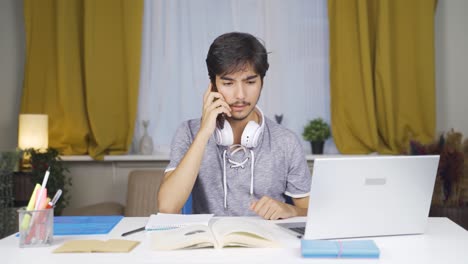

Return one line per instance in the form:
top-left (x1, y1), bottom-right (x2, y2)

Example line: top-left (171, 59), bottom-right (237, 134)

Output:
top-left (234, 83), bottom-right (246, 100)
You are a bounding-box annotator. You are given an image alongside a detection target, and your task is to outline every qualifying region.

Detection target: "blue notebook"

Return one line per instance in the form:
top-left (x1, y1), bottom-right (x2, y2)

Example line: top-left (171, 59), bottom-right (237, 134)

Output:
top-left (54, 215), bottom-right (124, 235)
top-left (301, 239), bottom-right (380, 258)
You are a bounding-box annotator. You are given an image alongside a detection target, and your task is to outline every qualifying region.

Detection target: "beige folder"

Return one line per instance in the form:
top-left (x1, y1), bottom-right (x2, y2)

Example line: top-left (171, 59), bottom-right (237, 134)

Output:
top-left (53, 239), bottom-right (140, 253)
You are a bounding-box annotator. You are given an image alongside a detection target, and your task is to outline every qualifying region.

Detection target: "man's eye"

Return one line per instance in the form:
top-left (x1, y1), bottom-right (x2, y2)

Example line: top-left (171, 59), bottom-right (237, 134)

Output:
top-left (223, 82), bottom-right (233, 86)
top-left (247, 80), bottom-right (256, 85)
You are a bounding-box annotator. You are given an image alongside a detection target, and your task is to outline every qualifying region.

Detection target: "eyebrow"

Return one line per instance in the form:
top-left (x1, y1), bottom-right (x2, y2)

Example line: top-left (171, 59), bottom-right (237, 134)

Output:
top-left (220, 75), bottom-right (259, 81)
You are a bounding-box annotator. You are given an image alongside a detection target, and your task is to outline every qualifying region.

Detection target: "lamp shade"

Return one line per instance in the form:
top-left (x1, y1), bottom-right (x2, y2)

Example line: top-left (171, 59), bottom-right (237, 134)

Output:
top-left (18, 114), bottom-right (48, 150)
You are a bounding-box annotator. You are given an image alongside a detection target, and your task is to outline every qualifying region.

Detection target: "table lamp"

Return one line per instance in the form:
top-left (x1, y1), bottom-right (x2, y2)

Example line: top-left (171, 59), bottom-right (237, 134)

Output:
top-left (18, 114), bottom-right (48, 170)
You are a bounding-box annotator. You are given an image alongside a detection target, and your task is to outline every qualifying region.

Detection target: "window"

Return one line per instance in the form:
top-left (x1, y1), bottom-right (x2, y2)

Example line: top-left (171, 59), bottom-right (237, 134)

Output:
top-left (133, 0), bottom-right (335, 154)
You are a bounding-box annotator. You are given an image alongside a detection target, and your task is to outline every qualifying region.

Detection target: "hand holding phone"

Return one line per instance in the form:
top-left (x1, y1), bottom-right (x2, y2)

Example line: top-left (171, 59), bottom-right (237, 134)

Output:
top-left (200, 83), bottom-right (230, 137)
top-left (211, 83), bottom-right (226, 130)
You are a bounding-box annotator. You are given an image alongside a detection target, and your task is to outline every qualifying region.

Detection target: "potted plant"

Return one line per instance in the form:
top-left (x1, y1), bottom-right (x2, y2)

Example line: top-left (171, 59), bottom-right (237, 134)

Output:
top-left (302, 118), bottom-right (331, 154)
top-left (0, 150), bottom-right (22, 238)
top-left (405, 129), bottom-right (468, 230)
top-left (26, 148), bottom-right (71, 216)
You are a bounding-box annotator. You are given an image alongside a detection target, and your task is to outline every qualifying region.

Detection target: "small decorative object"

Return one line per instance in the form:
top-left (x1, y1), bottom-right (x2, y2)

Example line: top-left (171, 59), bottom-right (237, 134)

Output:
top-left (139, 120), bottom-right (154, 155)
top-left (274, 114), bottom-right (283, 125)
top-left (302, 118), bottom-right (331, 154)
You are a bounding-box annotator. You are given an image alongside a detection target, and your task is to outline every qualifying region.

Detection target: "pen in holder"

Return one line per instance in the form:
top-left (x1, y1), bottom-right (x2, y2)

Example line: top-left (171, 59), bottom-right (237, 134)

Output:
top-left (18, 207), bottom-right (54, 247)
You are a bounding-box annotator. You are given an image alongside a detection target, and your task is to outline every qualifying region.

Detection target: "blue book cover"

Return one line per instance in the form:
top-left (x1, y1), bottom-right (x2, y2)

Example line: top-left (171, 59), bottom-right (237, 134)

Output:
top-left (301, 239), bottom-right (380, 259)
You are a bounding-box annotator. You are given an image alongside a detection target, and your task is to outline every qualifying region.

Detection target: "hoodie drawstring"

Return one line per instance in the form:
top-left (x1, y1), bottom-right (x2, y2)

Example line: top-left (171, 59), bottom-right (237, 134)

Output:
top-left (222, 145), bottom-right (255, 208)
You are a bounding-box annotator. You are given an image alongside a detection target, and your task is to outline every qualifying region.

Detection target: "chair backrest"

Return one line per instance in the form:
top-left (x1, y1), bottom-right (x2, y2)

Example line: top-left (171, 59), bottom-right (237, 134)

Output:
top-left (181, 194), bottom-right (192, 214)
top-left (124, 169), bottom-right (165, 217)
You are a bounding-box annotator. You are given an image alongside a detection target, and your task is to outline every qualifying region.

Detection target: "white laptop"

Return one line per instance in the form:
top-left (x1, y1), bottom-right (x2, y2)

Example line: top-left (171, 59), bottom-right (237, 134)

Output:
top-left (278, 155), bottom-right (440, 239)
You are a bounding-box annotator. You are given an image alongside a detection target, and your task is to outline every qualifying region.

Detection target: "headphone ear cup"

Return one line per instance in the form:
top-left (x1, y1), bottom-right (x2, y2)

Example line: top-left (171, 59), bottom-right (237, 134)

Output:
top-left (251, 122), bottom-right (264, 148)
top-left (241, 121), bottom-right (261, 148)
top-left (215, 120), bottom-right (233, 146)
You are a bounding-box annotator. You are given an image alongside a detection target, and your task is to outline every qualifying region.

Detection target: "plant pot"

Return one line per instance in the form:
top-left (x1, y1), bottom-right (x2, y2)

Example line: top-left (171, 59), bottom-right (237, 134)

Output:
top-left (310, 141), bottom-right (324, 154)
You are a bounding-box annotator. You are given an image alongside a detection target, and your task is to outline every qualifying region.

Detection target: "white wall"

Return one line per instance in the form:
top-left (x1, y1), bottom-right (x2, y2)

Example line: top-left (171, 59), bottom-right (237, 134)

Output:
top-left (0, 1), bottom-right (467, 149)
top-left (0, 0), bottom-right (24, 151)
top-left (1, 1), bottom-right (466, 210)
top-left (435, 0), bottom-right (468, 137)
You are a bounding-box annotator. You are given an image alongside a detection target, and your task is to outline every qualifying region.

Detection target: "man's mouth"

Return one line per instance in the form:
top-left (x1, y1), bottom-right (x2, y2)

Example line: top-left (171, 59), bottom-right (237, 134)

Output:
top-left (231, 104), bottom-right (248, 111)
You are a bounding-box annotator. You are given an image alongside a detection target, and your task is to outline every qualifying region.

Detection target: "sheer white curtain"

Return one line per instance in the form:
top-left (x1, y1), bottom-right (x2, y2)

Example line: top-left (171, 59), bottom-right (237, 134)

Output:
top-left (133, 0), bottom-right (336, 154)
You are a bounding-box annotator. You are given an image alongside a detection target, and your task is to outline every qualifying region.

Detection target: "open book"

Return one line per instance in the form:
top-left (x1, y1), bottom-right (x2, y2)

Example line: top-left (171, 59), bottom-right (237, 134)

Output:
top-left (151, 218), bottom-right (280, 250)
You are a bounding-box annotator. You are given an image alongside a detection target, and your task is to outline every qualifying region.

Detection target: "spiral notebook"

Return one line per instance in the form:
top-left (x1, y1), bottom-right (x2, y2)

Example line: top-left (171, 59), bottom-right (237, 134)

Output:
top-left (145, 213), bottom-right (214, 231)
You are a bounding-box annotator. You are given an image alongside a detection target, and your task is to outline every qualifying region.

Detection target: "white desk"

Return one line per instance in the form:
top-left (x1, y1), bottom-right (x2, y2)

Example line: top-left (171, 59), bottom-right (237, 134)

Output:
top-left (1, 217), bottom-right (467, 264)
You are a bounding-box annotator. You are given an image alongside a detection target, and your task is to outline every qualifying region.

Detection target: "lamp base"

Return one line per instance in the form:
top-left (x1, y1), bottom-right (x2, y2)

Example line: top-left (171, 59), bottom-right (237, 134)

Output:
top-left (18, 154), bottom-right (32, 172)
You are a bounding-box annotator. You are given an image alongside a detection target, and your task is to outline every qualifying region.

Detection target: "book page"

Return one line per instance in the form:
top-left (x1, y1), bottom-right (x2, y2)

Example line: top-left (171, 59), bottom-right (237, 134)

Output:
top-left (151, 225), bottom-right (217, 250)
top-left (211, 218), bottom-right (280, 248)
top-left (146, 213), bottom-right (213, 230)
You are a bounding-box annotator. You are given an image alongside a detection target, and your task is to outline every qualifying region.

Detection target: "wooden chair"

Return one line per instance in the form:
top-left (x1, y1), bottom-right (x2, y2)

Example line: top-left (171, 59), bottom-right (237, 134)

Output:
top-left (64, 169), bottom-right (165, 217)
top-left (124, 169), bottom-right (165, 216)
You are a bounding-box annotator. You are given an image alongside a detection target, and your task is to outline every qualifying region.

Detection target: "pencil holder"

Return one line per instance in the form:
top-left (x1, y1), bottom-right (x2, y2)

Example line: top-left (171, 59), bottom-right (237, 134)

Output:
top-left (17, 207), bottom-right (53, 247)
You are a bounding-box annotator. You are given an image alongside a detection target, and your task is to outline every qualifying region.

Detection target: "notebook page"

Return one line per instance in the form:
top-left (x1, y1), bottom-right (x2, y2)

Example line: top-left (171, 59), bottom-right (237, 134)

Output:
top-left (145, 213), bottom-right (214, 231)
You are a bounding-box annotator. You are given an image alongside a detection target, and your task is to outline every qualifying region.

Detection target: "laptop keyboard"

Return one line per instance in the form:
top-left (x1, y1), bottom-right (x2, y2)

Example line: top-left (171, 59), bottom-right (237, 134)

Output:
top-left (290, 227), bottom-right (306, 235)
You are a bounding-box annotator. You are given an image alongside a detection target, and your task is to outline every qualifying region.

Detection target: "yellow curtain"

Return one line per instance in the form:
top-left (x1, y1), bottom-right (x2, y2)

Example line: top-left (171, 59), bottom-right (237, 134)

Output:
top-left (21, 0), bottom-right (143, 159)
top-left (328, 0), bottom-right (437, 154)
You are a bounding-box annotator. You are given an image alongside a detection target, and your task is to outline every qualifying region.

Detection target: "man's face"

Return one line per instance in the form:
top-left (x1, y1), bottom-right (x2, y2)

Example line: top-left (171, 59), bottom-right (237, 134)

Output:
top-left (215, 65), bottom-right (262, 122)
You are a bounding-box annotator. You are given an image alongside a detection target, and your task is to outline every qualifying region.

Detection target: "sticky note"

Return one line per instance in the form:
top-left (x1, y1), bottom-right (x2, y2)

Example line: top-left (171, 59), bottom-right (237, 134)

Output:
top-left (20, 184), bottom-right (41, 231)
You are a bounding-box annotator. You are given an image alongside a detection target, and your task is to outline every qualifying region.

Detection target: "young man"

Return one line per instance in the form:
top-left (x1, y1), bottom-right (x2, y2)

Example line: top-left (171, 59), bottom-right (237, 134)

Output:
top-left (158, 32), bottom-right (311, 219)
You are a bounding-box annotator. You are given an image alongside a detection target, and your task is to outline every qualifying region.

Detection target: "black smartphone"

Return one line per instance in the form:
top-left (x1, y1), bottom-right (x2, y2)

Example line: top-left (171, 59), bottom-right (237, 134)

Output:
top-left (211, 82), bottom-right (225, 129)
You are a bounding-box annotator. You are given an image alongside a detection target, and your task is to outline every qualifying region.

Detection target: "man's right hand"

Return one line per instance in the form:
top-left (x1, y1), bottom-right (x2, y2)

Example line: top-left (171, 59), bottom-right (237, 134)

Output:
top-left (158, 83), bottom-right (232, 213)
top-left (200, 83), bottom-right (232, 137)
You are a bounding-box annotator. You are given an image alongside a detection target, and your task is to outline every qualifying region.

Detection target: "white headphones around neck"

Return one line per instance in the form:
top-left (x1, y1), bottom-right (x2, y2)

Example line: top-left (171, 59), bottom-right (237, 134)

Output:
top-left (214, 107), bottom-right (265, 148)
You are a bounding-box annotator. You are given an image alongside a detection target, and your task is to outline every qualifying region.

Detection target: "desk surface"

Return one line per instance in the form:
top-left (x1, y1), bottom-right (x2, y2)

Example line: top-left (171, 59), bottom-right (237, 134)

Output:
top-left (2, 217), bottom-right (467, 264)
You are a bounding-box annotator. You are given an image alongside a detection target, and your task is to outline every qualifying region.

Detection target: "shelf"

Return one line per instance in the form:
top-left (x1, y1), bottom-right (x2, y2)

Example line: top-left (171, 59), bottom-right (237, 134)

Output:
top-left (60, 154), bottom-right (171, 162)
top-left (60, 154), bottom-right (368, 162)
